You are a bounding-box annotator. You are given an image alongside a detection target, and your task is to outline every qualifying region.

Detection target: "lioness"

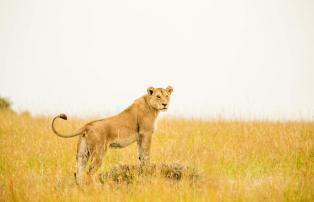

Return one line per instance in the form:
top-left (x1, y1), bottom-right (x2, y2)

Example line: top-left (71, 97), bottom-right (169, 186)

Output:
top-left (52, 86), bottom-right (173, 185)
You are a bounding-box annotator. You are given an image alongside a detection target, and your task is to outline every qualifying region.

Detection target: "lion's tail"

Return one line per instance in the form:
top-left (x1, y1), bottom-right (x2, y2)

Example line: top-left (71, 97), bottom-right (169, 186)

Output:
top-left (51, 114), bottom-right (85, 138)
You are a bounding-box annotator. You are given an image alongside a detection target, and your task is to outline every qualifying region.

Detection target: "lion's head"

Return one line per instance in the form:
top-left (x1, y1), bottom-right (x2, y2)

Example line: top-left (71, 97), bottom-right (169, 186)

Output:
top-left (146, 86), bottom-right (173, 112)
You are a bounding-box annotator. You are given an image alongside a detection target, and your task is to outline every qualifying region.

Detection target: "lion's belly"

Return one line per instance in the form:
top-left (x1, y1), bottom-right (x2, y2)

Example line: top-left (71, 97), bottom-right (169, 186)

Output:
top-left (109, 133), bottom-right (138, 148)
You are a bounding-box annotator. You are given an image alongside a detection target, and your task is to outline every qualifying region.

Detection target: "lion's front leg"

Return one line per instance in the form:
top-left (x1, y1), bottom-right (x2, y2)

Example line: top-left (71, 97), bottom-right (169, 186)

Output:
top-left (137, 131), bottom-right (152, 166)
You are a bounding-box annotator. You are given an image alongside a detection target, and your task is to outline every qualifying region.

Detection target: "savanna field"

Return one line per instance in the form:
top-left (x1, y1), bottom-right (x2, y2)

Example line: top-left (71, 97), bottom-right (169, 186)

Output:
top-left (0, 111), bottom-right (313, 201)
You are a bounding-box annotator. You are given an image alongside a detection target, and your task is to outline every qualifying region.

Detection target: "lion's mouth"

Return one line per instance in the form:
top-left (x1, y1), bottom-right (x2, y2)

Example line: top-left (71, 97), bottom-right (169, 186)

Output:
top-left (160, 107), bottom-right (168, 111)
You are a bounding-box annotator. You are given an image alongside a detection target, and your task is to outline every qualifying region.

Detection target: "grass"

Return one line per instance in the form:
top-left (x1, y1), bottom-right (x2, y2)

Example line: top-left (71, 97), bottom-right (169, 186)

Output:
top-left (0, 110), bottom-right (313, 201)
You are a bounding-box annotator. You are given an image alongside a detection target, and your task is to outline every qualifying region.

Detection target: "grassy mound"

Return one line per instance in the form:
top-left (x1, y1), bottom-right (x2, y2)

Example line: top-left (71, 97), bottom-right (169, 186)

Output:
top-left (99, 163), bottom-right (202, 184)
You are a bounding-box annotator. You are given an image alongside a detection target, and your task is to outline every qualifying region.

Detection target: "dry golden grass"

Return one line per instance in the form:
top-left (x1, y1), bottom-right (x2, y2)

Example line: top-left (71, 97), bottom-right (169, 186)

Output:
top-left (0, 111), bottom-right (313, 201)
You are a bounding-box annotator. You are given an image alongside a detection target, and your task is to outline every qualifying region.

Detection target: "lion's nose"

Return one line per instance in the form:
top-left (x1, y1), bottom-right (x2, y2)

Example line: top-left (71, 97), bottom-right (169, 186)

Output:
top-left (162, 103), bottom-right (168, 107)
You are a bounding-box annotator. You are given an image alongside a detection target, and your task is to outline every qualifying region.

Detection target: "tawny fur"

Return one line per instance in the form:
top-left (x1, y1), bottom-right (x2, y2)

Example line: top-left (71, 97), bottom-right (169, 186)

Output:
top-left (51, 86), bottom-right (173, 185)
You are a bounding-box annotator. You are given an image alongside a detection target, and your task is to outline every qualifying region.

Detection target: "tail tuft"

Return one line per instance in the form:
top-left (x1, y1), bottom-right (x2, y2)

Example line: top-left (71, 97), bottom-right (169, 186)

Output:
top-left (59, 114), bottom-right (67, 120)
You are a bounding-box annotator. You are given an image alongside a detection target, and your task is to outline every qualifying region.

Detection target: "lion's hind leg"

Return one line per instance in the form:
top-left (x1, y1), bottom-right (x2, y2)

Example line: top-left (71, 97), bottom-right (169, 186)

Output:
top-left (75, 136), bottom-right (89, 186)
top-left (86, 143), bottom-right (107, 183)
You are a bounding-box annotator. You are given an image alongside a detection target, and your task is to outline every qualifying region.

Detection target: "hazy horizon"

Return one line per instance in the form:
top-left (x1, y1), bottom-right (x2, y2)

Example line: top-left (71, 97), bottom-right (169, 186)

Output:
top-left (1, 0), bottom-right (314, 120)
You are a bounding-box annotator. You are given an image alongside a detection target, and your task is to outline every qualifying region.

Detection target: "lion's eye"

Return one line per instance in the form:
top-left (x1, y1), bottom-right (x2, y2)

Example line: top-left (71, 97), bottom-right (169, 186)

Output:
top-left (156, 95), bottom-right (161, 99)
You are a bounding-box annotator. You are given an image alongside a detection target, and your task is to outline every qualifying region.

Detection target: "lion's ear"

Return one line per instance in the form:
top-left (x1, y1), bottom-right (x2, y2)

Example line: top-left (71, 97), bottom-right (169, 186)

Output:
top-left (147, 87), bottom-right (155, 95)
top-left (166, 86), bottom-right (173, 94)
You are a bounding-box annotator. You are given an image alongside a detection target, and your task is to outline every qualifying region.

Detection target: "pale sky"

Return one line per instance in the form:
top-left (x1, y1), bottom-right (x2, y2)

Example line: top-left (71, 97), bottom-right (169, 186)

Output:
top-left (0, 0), bottom-right (314, 120)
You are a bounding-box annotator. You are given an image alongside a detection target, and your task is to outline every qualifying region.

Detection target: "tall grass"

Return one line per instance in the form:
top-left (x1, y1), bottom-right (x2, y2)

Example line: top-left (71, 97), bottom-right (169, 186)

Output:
top-left (0, 111), bottom-right (313, 201)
